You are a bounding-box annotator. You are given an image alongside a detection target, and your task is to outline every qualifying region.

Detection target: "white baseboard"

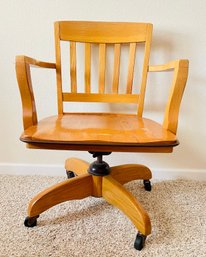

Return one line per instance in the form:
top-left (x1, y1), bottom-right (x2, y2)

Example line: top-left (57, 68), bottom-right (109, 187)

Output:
top-left (152, 169), bottom-right (206, 180)
top-left (0, 163), bottom-right (65, 177)
top-left (0, 163), bottom-right (206, 180)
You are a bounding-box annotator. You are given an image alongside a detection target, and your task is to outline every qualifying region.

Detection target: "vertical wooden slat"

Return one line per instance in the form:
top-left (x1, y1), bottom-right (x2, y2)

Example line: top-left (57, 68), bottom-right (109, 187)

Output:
top-left (70, 42), bottom-right (77, 93)
top-left (126, 43), bottom-right (136, 94)
top-left (138, 24), bottom-right (153, 117)
top-left (85, 43), bottom-right (91, 93)
top-left (54, 22), bottom-right (63, 114)
top-left (98, 43), bottom-right (106, 94)
top-left (112, 44), bottom-right (121, 94)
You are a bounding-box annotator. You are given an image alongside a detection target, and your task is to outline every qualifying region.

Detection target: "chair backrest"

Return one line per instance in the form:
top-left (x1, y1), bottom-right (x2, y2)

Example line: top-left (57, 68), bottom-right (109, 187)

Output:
top-left (54, 21), bottom-right (153, 116)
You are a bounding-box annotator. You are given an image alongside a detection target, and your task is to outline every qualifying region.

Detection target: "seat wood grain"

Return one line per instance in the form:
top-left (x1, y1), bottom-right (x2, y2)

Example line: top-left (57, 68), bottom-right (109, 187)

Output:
top-left (20, 113), bottom-right (177, 147)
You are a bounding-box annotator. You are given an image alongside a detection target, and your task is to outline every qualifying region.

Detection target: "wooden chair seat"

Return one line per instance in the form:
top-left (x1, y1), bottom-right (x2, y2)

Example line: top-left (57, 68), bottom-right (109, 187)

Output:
top-left (21, 113), bottom-right (177, 147)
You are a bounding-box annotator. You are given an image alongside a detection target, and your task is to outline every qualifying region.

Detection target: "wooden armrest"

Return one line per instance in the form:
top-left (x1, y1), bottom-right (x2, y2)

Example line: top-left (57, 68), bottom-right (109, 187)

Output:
top-left (148, 59), bottom-right (188, 72)
top-left (149, 59), bottom-right (189, 134)
top-left (15, 55), bottom-right (56, 130)
top-left (16, 55), bottom-right (56, 69)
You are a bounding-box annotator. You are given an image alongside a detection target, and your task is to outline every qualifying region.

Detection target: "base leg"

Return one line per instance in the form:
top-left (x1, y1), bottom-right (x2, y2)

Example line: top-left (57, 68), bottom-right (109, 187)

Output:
top-left (102, 175), bottom-right (151, 236)
top-left (110, 164), bottom-right (152, 185)
top-left (27, 174), bottom-right (93, 217)
top-left (65, 158), bottom-right (90, 176)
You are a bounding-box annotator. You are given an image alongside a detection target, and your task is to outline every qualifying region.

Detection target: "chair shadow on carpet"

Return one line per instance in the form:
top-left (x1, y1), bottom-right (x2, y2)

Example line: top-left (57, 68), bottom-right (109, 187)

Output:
top-left (38, 197), bottom-right (111, 226)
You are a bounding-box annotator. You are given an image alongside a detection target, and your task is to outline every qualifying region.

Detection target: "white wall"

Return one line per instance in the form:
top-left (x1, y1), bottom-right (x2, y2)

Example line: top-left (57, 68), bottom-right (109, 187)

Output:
top-left (0, 0), bottom-right (206, 179)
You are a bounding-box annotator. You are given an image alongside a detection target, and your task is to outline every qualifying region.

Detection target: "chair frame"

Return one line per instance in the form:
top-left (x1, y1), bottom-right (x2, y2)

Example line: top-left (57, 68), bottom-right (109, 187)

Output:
top-left (16, 21), bottom-right (189, 251)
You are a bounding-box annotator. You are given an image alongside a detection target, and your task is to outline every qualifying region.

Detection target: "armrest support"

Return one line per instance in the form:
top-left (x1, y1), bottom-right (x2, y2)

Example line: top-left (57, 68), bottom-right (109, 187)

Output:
top-left (15, 55), bottom-right (56, 130)
top-left (148, 59), bottom-right (189, 134)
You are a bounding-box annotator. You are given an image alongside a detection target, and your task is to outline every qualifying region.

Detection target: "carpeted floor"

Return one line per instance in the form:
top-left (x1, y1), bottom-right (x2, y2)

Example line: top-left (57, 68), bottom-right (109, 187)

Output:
top-left (0, 175), bottom-right (205, 257)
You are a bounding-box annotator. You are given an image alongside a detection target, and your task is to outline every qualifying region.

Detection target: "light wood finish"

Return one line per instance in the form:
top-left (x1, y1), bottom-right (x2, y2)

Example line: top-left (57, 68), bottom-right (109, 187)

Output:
top-left (98, 43), bottom-right (106, 93)
top-left (102, 175), bottom-right (151, 235)
top-left (112, 43), bottom-right (121, 93)
top-left (28, 174), bottom-right (93, 217)
top-left (137, 27), bottom-right (153, 117)
top-left (65, 158), bottom-right (89, 175)
top-left (16, 22), bottom-right (188, 134)
top-left (70, 42), bottom-right (77, 93)
top-left (149, 59), bottom-right (189, 134)
top-left (110, 164), bottom-right (152, 185)
top-left (54, 22), bottom-right (63, 114)
top-left (126, 43), bottom-right (136, 94)
top-left (21, 113), bottom-right (177, 146)
top-left (26, 163), bottom-right (152, 235)
top-left (58, 21), bottom-right (152, 43)
top-left (92, 176), bottom-right (102, 197)
top-left (62, 93), bottom-right (139, 103)
top-left (16, 21), bottom-right (189, 243)
top-left (149, 60), bottom-right (182, 72)
top-left (85, 43), bottom-right (91, 93)
top-left (16, 56), bottom-right (56, 69)
top-left (15, 55), bottom-right (56, 130)
top-left (52, 21), bottom-right (153, 110)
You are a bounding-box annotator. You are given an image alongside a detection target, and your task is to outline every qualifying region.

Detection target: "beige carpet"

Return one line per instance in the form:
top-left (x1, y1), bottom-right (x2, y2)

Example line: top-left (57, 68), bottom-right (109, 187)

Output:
top-left (0, 175), bottom-right (205, 257)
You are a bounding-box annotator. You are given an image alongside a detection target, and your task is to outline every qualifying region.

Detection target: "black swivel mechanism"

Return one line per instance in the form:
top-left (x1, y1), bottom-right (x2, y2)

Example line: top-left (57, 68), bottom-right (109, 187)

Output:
top-left (88, 152), bottom-right (111, 176)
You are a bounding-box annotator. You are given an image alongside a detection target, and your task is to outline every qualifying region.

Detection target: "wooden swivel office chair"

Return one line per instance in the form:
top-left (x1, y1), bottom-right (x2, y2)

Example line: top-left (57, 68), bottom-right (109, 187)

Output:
top-left (16, 21), bottom-right (189, 250)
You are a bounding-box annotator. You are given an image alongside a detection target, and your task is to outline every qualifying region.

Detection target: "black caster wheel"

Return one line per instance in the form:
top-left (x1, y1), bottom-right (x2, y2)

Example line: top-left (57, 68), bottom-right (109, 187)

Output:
top-left (143, 180), bottom-right (152, 191)
top-left (66, 170), bottom-right (76, 179)
top-left (24, 215), bottom-right (39, 227)
top-left (134, 233), bottom-right (147, 251)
